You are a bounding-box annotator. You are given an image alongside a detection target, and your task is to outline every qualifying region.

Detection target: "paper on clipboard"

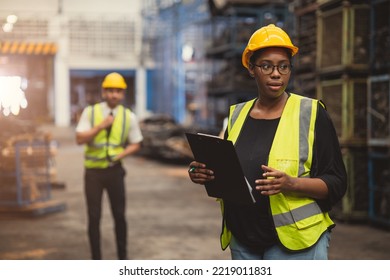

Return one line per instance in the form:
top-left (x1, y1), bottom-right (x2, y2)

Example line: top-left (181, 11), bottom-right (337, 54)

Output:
top-left (185, 132), bottom-right (256, 205)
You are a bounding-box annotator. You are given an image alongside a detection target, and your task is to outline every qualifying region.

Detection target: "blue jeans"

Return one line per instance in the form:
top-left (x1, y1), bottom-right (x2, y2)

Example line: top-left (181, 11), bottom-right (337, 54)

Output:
top-left (230, 230), bottom-right (331, 260)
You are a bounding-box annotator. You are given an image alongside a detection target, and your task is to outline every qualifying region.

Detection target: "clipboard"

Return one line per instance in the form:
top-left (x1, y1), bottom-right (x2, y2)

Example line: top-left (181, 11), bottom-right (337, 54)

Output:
top-left (185, 132), bottom-right (256, 205)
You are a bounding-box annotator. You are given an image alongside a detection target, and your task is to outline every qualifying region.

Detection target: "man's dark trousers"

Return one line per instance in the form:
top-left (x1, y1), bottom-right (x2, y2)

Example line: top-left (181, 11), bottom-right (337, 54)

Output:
top-left (84, 163), bottom-right (127, 260)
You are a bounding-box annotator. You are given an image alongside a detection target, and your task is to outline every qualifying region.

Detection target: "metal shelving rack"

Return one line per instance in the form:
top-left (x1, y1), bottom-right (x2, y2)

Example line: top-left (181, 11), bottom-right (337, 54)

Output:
top-left (368, 150), bottom-right (390, 227)
top-left (367, 0), bottom-right (390, 227)
top-left (205, 2), bottom-right (292, 129)
top-left (293, 0), bottom-right (318, 99)
top-left (0, 141), bottom-right (52, 206)
top-left (294, 0), bottom-right (371, 221)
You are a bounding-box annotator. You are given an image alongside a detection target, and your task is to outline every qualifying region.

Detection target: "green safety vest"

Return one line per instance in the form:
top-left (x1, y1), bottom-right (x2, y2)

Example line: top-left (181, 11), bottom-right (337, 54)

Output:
top-left (84, 104), bottom-right (131, 169)
top-left (220, 93), bottom-right (334, 251)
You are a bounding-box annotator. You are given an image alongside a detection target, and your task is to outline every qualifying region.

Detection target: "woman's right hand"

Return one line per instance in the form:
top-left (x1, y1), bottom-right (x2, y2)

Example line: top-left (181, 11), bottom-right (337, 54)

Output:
top-left (188, 161), bottom-right (215, 184)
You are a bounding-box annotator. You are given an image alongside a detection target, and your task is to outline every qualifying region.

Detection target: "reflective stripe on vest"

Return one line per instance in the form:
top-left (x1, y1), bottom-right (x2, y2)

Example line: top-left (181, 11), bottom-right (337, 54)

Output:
top-left (84, 104), bottom-right (131, 168)
top-left (220, 93), bottom-right (333, 251)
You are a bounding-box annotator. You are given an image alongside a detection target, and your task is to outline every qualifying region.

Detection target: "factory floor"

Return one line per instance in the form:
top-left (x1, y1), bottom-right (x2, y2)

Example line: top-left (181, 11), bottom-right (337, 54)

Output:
top-left (0, 124), bottom-right (390, 260)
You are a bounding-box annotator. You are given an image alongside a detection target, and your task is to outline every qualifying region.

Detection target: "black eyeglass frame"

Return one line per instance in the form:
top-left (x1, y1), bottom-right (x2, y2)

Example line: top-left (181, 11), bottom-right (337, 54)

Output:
top-left (252, 63), bottom-right (293, 75)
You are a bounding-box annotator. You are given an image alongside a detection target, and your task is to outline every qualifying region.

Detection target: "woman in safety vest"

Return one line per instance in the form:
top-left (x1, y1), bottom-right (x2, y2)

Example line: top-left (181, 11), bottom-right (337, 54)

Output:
top-left (76, 72), bottom-right (143, 260)
top-left (188, 24), bottom-right (347, 260)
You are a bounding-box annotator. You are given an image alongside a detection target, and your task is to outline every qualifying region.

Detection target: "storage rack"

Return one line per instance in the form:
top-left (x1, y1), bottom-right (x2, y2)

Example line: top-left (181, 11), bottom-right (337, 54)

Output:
top-left (0, 141), bottom-right (52, 206)
top-left (0, 140), bottom-right (66, 216)
top-left (368, 149), bottom-right (390, 227)
top-left (367, 0), bottom-right (390, 227)
top-left (205, 2), bottom-right (292, 129)
top-left (294, 0), bottom-right (371, 221)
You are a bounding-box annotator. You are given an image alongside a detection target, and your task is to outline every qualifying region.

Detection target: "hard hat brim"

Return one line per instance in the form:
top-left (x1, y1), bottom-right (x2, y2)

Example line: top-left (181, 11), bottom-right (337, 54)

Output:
top-left (242, 45), bottom-right (299, 69)
top-left (101, 72), bottom-right (128, 89)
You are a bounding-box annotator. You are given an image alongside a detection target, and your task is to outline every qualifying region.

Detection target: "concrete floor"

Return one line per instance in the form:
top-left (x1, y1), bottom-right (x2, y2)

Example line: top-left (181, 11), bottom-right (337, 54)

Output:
top-left (0, 125), bottom-right (390, 260)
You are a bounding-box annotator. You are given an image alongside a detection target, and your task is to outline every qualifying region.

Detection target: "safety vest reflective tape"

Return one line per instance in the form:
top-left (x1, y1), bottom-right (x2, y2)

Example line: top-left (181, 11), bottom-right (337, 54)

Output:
top-left (272, 201), bottom-right (322, 228)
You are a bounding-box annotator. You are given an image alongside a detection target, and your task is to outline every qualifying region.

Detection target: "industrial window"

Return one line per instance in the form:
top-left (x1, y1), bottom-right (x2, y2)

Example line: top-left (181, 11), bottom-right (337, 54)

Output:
top-left (1, 19), bottom-right (48, 40)
top-left (69, 18), bottom-right (136, 57)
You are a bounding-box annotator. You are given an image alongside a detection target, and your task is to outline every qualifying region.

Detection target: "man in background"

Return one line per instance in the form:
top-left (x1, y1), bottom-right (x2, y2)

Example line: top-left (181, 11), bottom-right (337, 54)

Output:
top-left (75, 72), bottom-right (143, 260)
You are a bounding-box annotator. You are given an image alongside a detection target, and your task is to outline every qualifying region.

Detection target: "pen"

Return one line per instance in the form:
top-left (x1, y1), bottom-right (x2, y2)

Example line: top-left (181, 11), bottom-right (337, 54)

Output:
top-left (189, 167), bottom-right (196, 173)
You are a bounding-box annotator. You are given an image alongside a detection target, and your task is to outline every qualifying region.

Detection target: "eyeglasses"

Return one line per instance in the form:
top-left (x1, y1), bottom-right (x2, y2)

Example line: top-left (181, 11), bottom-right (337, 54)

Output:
top-left (253, 63), bottom-right (293, 75)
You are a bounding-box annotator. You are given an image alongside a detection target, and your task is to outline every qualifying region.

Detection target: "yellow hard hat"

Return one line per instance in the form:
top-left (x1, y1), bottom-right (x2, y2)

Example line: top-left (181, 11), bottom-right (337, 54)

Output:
top-left (242, 24), bottom-right (299, 69)
top-left (102, 72), bottom-right (127, 89)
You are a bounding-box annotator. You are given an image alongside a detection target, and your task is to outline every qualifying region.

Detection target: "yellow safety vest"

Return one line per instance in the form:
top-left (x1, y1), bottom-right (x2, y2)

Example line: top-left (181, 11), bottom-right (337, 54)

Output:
top-left (84, 104), bottom-right (131, 169)
top-left (220, 93), bottom-right (334, 251)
